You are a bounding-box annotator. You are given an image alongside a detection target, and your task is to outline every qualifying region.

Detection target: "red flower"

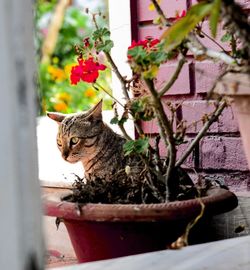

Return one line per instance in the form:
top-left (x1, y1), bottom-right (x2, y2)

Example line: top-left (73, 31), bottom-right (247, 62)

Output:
top-left (175, 10), bottom-right (186, 21)
top-left (70, 58), bottom-right (106, 85)
top-left (127, 38), bottom-right (160, 59)
top-left (83, 37), bottom-right (90, 48)
top-left (128, 38), bottom-right (160, 50)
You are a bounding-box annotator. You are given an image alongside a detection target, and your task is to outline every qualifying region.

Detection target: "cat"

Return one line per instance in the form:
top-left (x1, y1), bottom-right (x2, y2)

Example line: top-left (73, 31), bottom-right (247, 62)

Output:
top-left (47, 100), bottom-right (195, 202)
top-left (47, 100), bottom-right (136, 181)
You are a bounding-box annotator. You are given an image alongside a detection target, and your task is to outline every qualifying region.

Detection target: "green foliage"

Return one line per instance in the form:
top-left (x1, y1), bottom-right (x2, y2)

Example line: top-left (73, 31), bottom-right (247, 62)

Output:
top-left (35, 2), bottom-right (112, 114)
top-left (110, 115), bottom-right (127, 125)
top-left (92, 27), bottom-right (111, 40)
top-left (130, 98), bottom-right (155, 121)
top-left (123, 138), bottom-right (149, 156)
top-left (221, 33), bottom-right (232, 42)
top-left (93, 27), bottom-right (114, 53)
top-left (110, 116), bottom-right (119, 124)
top-left (96, 40), bottom-right (114, 53)
top-left (161, 2), bottom-right (213, 51)
top-left (209, 0), bottom-right (221, 38)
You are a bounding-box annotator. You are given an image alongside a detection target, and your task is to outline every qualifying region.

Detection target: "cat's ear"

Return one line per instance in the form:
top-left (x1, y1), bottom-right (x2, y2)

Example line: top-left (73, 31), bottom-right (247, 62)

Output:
top-left (87, 100), bottom-right (103, 120)
top-left (47, 112), bottom-right (66, 123)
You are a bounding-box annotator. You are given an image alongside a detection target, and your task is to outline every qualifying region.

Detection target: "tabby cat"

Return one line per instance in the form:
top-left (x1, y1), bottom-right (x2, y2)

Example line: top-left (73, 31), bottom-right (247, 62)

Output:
top-left (47, 100), bottom-right (135, 180)
top-left (47, 100), bottom-right (195, 202)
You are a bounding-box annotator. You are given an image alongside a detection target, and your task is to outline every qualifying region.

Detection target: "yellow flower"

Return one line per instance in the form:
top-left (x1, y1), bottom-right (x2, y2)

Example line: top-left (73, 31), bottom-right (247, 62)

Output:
top-left (53, 102), bottom-right (68, 112)
top-left (47, 65), bottom-right (67, 82)
top-left (64, 63), bottom-right (75, 76)
top-left (52, 57), bottom-right (59, 64)
top-left (148, 0), bottom-right (161, 11)
top-left (47, 65), bottom-right (55, 73)
top-left (84, 88), bottom-right (96, 98)
top-left (55, 92), bottom-right (71, 103)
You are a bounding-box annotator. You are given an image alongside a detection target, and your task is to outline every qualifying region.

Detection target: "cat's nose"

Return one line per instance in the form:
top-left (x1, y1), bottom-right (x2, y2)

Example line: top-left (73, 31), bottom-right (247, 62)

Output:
top-left (62, 150), bottom-right (69, 160)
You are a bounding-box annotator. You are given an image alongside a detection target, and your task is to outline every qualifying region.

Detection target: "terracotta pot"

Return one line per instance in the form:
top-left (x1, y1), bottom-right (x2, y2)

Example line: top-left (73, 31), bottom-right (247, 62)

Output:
top-left (214, 72), bottom-right (250, 168)
top-left (43, 187), bottom-right (237, 263)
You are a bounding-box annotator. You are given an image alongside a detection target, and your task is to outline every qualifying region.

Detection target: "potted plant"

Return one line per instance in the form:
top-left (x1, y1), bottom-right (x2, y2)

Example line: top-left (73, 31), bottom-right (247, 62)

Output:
top-left (42, 0), bottom-right (248, 263)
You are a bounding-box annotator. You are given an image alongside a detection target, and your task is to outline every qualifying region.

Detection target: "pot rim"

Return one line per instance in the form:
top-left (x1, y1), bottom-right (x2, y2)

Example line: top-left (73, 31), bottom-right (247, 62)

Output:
top-left (43, 187), bottom-right (238, 222)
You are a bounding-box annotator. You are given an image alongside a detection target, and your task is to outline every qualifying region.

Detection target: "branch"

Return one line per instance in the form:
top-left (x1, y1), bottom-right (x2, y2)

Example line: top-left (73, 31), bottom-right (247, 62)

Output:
top-left (150, 0), bottom-right (171, 26)
top-left (104, 52), bottom-right (131, 101)
top-left (144, 78), bottom-right (176, 199)
top-left (91, 13), bottom-right (130, 101)
top-left (176, 100), bottom-right (227, 167)
top-left (199, 30), bottom-right (227, 53)
top-left (187, 33), bottom-right (236, 65)
top-left (93, 82), bottom-right (124, 107)
top-left (150, 1), bottom-right (236, 66)
top-left (158, 56), bottom-right (186, 97)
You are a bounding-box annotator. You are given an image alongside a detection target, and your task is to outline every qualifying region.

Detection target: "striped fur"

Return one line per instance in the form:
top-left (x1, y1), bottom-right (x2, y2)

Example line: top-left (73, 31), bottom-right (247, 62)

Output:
top-left (47, 101), bottom-right (130, 180)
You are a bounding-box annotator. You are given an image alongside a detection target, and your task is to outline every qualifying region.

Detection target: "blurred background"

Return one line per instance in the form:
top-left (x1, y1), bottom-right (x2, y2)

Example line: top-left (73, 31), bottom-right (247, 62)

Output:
top-left (34, 0), bottom-right (112, 115)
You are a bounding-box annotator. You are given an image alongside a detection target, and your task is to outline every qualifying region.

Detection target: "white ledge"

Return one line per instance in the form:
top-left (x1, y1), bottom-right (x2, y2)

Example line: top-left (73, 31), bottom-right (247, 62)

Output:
top-left (51, 235), bottom-right (250, 270)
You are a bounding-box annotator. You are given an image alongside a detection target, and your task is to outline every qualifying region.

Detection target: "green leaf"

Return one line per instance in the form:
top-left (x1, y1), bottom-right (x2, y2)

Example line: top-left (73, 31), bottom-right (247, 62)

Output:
top-left (110, 116), bottom-right (127, 125)
top-left (92, 27), bottom-right (110, 41)
top-left (123, 138), bottom-right (149, 156)
top-left (161, 2), bottom-right (213, 52)
top-left (110, 116), bottom-right (119, 124)
top-left (96, 40), bottom-right (114, 53)
top-left (220, 33), bottom-right (232, 42)
top-left (119, 117), bottom-right (128, 125)
top-left (127, 46), bottom-right (147, 59)
top-left (148, 51), bottom-right (168, 65)
top-left (209, 0), bottom-right (221, 38)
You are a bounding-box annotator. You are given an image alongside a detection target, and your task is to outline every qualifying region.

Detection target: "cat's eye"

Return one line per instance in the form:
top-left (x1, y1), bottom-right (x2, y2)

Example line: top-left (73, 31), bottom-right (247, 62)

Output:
top-left (57, 139), bottom-right (62, 147)
top-left (70, 137), bottom-right (79, 145)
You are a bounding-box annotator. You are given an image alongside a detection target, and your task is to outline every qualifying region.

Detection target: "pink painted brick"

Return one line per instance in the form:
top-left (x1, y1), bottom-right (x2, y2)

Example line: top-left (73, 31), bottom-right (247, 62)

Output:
top-left (188, 172), bottom-right (250, 194)
top-left (138, 24), bottom-right (164, 40)
top-left (141, 119), bottom-right (159, 134)
top-left (149, 137), bottom-right (167, 156)
top-left (176, 139), bottom-right (195, 168)
top-left (197, 21), bottom-right (231, 52)
top-left (194, 61), bottom-right (226, 93)
top-left (182, 100), bottom-right (239, 134)
top-left (156, 62), bottom-right (192, 95)
top-left (218, 105), bottom-right (239, 133)
top-left (141, 102), bottom-right (177, 134)
top-left (151, 138), bottom-right (195, 168)
top-left (200, 136), bottom-right (249, 171)
top-left (137, 0), bottom-right (187, 22)
top-left (223, 173), bottom-right (250, 194)
top-left (182, 100), bottom-right (219, 134)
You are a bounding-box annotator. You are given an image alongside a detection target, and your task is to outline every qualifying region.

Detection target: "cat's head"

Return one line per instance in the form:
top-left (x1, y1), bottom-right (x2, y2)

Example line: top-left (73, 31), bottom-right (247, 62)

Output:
top-left (47, 100), bottom-right (104, 163)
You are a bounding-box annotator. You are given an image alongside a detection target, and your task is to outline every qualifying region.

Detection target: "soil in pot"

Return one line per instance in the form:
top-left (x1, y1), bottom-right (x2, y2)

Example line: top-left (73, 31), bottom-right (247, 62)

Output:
top-left (44, 166), bottom-right (238, 263)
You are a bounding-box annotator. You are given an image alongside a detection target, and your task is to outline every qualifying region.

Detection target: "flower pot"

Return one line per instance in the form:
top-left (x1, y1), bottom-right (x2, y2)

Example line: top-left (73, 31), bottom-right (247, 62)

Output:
top-left (43, 187), bottom-right (237, 263)
top-left (214, 72), bottom-right (250, 168)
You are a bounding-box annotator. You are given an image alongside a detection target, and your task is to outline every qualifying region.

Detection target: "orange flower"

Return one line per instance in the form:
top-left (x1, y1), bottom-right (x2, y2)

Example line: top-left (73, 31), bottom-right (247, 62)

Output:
top-left (53, 102), bottom-right (68, 112)
top-left (55, 92), bottom-right (71, 103)
top-left (48, 65), bottom-right (67, 82)
top-left (84, 88), bottom-right (96, 98)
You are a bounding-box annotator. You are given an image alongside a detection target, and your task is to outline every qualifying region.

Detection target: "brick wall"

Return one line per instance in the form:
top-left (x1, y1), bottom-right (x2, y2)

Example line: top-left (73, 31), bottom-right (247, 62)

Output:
top-left (132, 0), bottom-right (250, 194)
